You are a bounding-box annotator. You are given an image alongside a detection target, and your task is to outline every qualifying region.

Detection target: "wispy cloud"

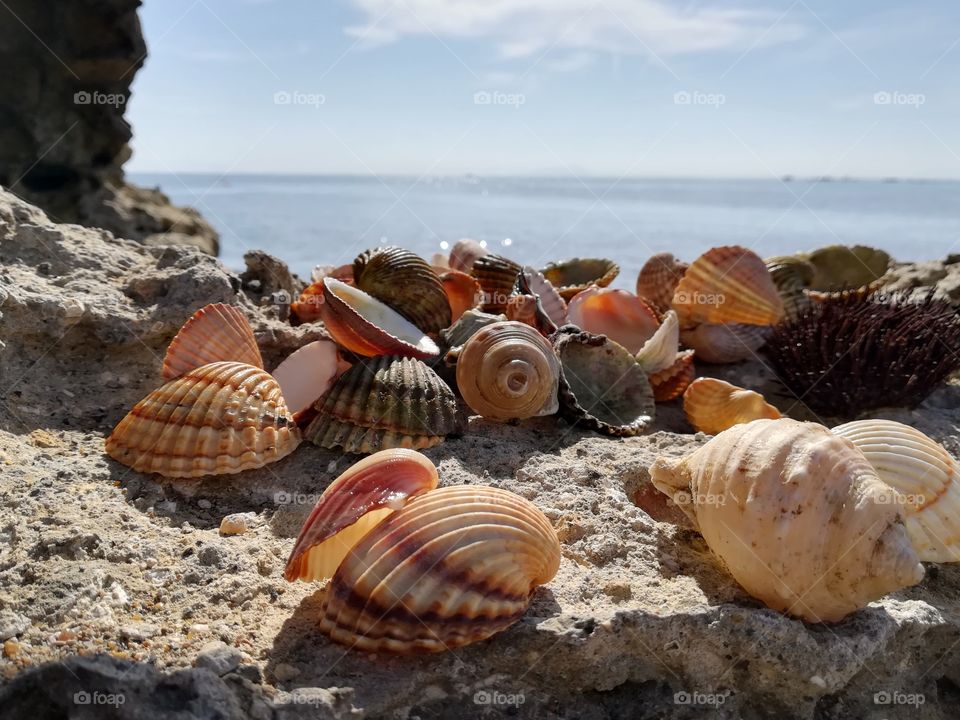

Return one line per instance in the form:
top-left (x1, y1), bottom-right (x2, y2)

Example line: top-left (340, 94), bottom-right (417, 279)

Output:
top-left (345, 0), bottom-right (806, 59)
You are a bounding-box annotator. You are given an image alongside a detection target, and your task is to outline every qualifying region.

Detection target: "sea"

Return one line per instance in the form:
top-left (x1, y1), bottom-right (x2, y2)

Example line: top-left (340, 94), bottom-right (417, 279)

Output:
top-left (129, 174), bottom-right (960, 286)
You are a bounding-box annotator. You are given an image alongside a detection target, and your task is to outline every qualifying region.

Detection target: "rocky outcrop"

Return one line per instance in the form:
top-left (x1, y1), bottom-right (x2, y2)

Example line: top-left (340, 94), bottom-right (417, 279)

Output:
top-left (0, 0), bottom-right (218, 254)
top-left (2, 188), bottom-right (960, 719)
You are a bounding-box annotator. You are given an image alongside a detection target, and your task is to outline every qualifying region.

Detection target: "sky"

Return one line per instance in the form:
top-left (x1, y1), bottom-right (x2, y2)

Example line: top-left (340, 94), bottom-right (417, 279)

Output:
top-left (127, 0), bottom-right (960, 179)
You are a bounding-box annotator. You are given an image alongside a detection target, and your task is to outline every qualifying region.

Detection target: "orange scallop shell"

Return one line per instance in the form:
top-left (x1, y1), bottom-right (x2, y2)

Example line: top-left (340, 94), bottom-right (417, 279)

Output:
top-left (672, 246), bottom-right (784, 327)
top-left (682, 377), bottom-right (781, 434)
top-left (649, 350), bottom-right (695, 402)
top-left (566, 287), bottom-right (660, 355)
top-left (106, 361), bottom-right (301, 478)
top-left (439, 269), bottom-right (482, 322)
top-left (636, 253), bottom-right (688, 313)
top-left (162, 304), bottom-right (263, 380)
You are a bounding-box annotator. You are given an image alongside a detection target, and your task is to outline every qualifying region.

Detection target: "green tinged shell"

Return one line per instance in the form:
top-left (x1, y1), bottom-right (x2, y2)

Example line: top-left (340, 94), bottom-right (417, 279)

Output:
top-left (354, 246), bottom-right (451, 334)
top-left (806, 244), bottom-right (891, 292)
top-left (306, 355), bottom-right (465, 453)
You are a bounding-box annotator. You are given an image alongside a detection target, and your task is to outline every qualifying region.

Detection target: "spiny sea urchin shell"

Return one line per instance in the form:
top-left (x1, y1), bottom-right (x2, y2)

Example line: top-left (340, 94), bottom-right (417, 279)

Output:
top-left (764, 290), bottom-right (960, 417)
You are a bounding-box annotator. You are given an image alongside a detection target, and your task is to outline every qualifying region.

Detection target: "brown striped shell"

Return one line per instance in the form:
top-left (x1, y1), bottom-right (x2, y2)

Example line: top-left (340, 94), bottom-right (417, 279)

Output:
top-left (354, 246), bottom-right (452, 334)
top-left (683, 378), bottom-right (780, 434)
top-left (305, 355), bottom-right (465, 453)
top-left (162, 304), bottom-right (263, 380)
top-left (454, 321), bottom-right (560, 421)
top-left (679, 322), bottom-right (771, 364)
top-left (636, 253), bottom-right (688, 313)
top-left (672, 246), bottom-right (784, 327)
top-left (471, 254), bottom-right (522, 313)
top-left (284, 449), bottom-right (560, 653)
top-left (649, 350), bottom-right (696, 402)
top-left (106, 361), bottom-right (300, 478)
top-left (540, 257), bottom-right (619, 301)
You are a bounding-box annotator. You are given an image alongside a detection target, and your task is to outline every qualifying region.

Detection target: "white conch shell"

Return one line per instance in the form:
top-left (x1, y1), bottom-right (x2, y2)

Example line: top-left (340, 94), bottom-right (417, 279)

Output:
top-left (650, 418), bottom-right (924, 622)
top-left (636, 310), bottom-right (679, 374)
top-left (832, 419), bottom-right (960, 563)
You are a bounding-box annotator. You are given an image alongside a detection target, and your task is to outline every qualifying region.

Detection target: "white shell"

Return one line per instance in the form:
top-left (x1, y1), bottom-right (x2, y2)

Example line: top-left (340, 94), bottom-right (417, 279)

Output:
top-left (636, 310), bottom-right (679, 374)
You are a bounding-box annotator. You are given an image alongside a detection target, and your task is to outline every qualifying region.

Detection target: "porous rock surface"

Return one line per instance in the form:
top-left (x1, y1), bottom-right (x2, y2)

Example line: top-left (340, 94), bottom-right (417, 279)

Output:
top-left (1, 187), bottom-right (960, 719)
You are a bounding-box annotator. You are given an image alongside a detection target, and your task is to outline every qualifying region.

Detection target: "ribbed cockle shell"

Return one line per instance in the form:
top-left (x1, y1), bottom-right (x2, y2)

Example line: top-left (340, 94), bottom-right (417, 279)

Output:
top-left (649, 350), bottom-right (695, 402)
top-left (318, 278), bottom-right (439, 359)
top-left (566, 288), bottom-right (660, 355)
top-left (679, 323), bottom-right (771, 364)
top-left (682, 378), bottom-right (780, 434)
top-left (522, 267), bottom-right (568, 326)
top-left (650, 418), bottom-right (924, 622)
top-left (471, 254), bottom-right (522, 313)
top-left (106, 361), bottom-right (300, 478)
top-left (766, 255), bottom-right (814, 321)
top-left (832, 419), bottom-right (960, 562)
top-left (455, 321), bottom-right (560, 421)
top-left (541, 257), bottom-right (619, 301)
top-left (285, 449), bottom-right (561, 653)
top-left (636, 253), bottom-right (688, 313)
top-left (306, 355), bottom-right (465, 453)
top-left (672, 246), bottom-right (784, 327)
top-left (162, 304), bottom-right (263, 380)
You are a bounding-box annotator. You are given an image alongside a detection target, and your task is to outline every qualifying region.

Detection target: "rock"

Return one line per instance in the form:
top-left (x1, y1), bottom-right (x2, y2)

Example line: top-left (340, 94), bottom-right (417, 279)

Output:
top-left (0, 611), bottom-right (30, 641)
top-left (119, 623), bottom-right (159, 643)
top-left (219, 513), bottom-right (256, 536)
top-left (195, 641), bottom-right (243, 676)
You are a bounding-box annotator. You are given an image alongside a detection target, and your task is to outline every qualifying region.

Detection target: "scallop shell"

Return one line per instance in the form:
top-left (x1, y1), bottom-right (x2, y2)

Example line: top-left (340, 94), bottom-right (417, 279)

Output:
top-left (679, 323), bottom-right (771, 364)
top-left (540, 258), bottom-right (620, 301)
top-left (807, 244), bottom-right (891, 293)
top-left (311, 263), bottom-right (355, 285)
top-left (566, 287), bottom-right (660, 355)
top-left (650, 418), bottom-right (924, 622)
top-left (636, 253), bottom-right (688, 313)
top-left (319, 278), bottom-right (440, 359)
top-left (271, 339), bottom-right (346, 419)
top-left (306, 355), bottom-right (465, 453)
top-left (522, 267), bottom-right (568, 326)
top-left (832, 419), bottom-right (960, 562)
top-left (354, 247), bottom-right (451, 334)
top-left (455, 321), bottom-right (560, 421)
top-left (162, 304), bottom-right (263, 380)
top-left (672, 246), bottom-right (784, 327)
top-left (649, 349), bottom-right (695, 402)
top-left (471, 254), bottom-right (522, 313)
top-left (636, 310), bottom-right (680, 375)
top-left (766, 255), bottom-right (814, 321)
top-left (285, 449), bottom-right (439, 582)
top-left (683, 378), bottom-right (780, 434)
top-left (106, 361), bottom-right (300, 478)
top-left (439, 270), bottom-right (482, 323)
top-left (449, 238), bottom-right (489, 273)
top-left (290, 281), bottom-right (326, 324)
top-left (553, 326), bottom-right (655, 436)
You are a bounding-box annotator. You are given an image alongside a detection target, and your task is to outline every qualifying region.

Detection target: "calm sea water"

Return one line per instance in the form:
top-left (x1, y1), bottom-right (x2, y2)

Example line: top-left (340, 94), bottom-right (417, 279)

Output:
top-left (130, 174), bottom-right (960, 285)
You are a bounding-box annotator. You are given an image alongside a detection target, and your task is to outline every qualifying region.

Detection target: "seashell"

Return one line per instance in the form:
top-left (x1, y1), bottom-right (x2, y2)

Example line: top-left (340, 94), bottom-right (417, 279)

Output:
top-left (271, 339), bottom-right (346, 419)
top-left (311, 263), bottom-right (355, 285)
top-left (504, 293), bottom-right (545, 331)
top-left (679, 323), bottom-right (770, 364)
top-left (636, 253), bottom-right (688, 313)
top-left (509, 270), bottom-right (560, 336)
top-left (540, 257), bottom-right (619, 301)
top-left (636, 310), bottom-right (680, 375)
top-left (318, 278), bottom-right (440, 359)
top-left (566, 287), bottom-right (660, 355)
top-left (431, 252), bottom-right (450, 269)
top-left (807, 244), bottom-right (891, 293)
top-left (832, 420), bottom-right (960, 562)
top-left (162, 304), bottom-right (263, 380)
top-left (439, 308), bottom-right (506, 352)
top-left (455, 321), bottom-right (560, 421)
top-left (650, 418), bottom-right (924, 622)
top-left (522, 267), bottom-right (568, 326)
top-left (766, 255), bottom-right (814, 321)
top-left (449, 238), bottom-right (489, 273)
top-left (649, 349), bottom-right (695, 402)
top-left (672, 246), bottom-right (784, 327)
top-left (290, 281), bottom-right (326, 324)
top-left (682, 378), bottom-right (780, 434)
top-left (471, 254), bottom-right (522, 313)
top-left (285, 449), bottom-right (561, 653)
top-left (306, 355), bottom-right (465, 453)
top-left (354, 246), bottom-right (451, 334)
top-left (438, 269), bottom-right (482, 323)
top-left (553, 326), bottom-right (655, 436)
top-left (106, 361), bottom-right (300, 478)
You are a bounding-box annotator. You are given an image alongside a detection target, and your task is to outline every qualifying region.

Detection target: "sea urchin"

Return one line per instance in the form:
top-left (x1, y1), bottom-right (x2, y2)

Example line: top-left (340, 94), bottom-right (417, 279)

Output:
top-left (763, 290), bottom-right (960, 417)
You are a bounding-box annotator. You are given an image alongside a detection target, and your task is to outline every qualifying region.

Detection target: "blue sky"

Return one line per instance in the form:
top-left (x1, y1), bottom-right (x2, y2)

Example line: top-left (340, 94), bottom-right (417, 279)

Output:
top-left (127, 0), bottom-right (960, 178)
